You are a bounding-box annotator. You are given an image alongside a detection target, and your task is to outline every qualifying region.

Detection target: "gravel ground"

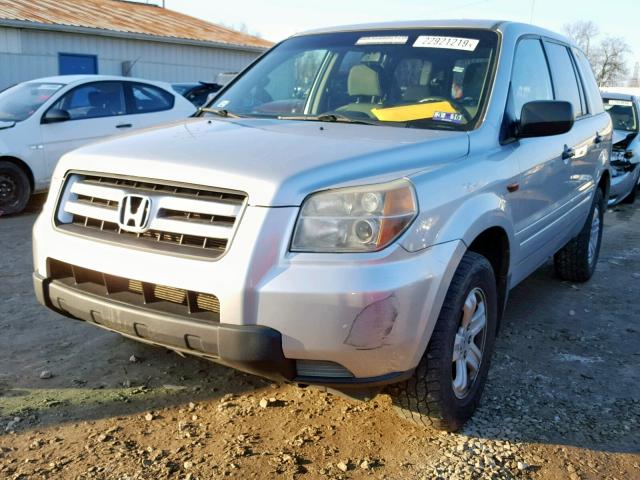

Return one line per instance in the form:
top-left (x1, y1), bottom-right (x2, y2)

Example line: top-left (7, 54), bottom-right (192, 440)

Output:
top-left (0, 194), bottom-right (639, 479)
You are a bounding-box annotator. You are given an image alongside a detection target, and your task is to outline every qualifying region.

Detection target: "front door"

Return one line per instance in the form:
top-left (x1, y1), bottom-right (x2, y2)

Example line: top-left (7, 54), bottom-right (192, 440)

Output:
top-left (41, 81), bottom-right (127, 174)
top-left (506, 37), bottom-right (572, 275)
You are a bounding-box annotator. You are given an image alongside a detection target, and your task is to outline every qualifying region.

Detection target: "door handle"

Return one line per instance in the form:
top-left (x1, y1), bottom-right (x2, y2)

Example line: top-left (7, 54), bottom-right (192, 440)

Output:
top-left (116, 123), bottom-right (132, 129)
top-left (594, 132), bottom-right (603, 144)
top-left (562, 145), bottom-right (575, 161)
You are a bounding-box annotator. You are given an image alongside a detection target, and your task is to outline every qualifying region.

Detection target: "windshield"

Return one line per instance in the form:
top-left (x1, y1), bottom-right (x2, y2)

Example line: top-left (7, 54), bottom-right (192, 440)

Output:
top-left (207, 28), bottom-right (499, 130)
top-left (0, 82), bottom-right (64, 122)
top-left (603, 98), bottom-right (638, 132)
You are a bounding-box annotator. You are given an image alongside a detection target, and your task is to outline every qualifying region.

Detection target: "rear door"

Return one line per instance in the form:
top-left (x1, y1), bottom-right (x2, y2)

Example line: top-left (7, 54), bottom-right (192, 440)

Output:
top-left (41, 81), bottom-right (128, 173)
top-left (543, 41), bottom-right (607, 231)
top-left (572, 47), bottom-right (613, 187)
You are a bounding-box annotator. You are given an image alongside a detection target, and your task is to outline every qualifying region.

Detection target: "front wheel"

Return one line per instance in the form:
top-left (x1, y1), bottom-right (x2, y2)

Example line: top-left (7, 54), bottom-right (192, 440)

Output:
top-left (0, 161), bottom-right (31, 215)
top-left (554, 188), bottom-right (605, 282)
top-left (387, 251), bottom-right (498, 432)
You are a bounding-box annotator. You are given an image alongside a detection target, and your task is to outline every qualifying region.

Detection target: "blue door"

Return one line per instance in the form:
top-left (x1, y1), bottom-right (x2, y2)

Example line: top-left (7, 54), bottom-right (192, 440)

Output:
top-left (59, 54), bottom-right (98, 75)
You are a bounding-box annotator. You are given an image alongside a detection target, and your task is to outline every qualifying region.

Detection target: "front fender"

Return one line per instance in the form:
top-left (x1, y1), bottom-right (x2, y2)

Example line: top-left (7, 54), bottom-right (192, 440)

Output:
top-left (401, 191), bottom-right (515, 258)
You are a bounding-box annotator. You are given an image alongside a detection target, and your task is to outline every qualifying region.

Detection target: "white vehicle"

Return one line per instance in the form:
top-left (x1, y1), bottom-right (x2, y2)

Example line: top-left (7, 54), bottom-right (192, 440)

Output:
top-left (601, 87), bottom-right (640, 97)
top-left (601, 91), bottom-right (640, 205)
top-left (0, 75), bottom-right (196, 214)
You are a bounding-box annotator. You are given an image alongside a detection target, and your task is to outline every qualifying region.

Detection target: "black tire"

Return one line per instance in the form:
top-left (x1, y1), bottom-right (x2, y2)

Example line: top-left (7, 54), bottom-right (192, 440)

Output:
top-left (554, 188), bottom-right (605, 282)
top-left (0, 161), bottom-right (31, 215)
top-left (387, 251), bottom-right (498, 432)
top-left (621, 184), bottom-right (637, 204)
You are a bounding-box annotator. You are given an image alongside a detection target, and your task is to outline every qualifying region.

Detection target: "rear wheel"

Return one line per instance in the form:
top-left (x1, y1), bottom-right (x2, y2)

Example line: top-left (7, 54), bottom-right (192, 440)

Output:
top-left (387, 251), bottom-right (498, 432)
top-left (554, 188), bottom-right (605, 282)
top-left (0, 161), bottom-right (31, 215)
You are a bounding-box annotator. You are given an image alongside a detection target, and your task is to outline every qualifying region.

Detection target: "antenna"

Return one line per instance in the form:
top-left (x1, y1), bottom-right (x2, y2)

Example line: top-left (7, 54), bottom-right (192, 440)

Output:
top-left (529, 0), bottom-right (536, 23)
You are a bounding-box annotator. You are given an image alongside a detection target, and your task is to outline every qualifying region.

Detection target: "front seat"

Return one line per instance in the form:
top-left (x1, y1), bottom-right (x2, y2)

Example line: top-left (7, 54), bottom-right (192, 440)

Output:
top-left (461, 62), bottom-right (487, 103)
top-left (402, 62), bottom-right (433, 102)
top-left (86, 91), bottom-right (109, 118)
top-left (336, 64), bottom-right (384, 117)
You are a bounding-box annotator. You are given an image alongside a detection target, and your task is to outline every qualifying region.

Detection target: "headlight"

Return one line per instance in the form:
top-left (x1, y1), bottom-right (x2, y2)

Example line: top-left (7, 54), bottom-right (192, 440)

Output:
top-left (291, 179), bottom-right (418, 253)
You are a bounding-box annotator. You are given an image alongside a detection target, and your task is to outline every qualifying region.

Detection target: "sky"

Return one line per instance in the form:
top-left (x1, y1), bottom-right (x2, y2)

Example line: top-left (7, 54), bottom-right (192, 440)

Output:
top-left (165, 0), bottom-right (640, 76)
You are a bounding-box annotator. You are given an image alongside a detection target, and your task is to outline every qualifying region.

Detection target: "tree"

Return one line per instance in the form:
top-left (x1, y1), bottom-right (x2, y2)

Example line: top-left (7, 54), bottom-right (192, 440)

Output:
top-left (563, 21), bottom-right (599, 57)
top-left (592, 37), bottom-right (631, 86)
top-left (220, 21), bottom-right (263, 39)
top-left (629, 62), bottom-right (640, 88)
top-left (563, 21), bottom-right (631, 87)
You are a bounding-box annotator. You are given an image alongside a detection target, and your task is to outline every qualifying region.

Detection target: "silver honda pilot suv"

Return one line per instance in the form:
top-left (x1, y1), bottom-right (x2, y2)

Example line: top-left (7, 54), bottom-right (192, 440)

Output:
top-left (33, 20), bottom-right (612, 431)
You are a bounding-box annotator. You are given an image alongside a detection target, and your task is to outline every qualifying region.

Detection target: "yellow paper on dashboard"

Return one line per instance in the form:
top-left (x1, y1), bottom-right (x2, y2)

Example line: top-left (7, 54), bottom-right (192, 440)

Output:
top-left (371, 101), bottom-right (456, 122)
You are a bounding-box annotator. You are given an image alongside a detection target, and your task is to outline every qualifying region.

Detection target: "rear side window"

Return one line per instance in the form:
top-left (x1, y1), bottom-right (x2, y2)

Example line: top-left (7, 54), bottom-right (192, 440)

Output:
top-left (509, 38), bottom-right (553, 122)
top-left (129, 83), bottom-right (174, 113)
top-left (544, 42), bottom-right (584, 117)
top-left (573, 48), bottom-right (605, 114)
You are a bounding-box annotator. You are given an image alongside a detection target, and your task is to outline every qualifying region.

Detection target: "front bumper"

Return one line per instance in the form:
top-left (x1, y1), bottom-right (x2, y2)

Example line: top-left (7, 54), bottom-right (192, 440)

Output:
top-left (33, 272), bottom-right (415, 387)
top-left (33, 192), bottom-right (465, 382)
top-left (34, 271), bottom-right (295, 381)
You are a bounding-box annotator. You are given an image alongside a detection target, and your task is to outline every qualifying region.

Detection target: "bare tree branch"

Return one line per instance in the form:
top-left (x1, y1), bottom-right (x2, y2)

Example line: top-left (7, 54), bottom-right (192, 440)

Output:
top-left (563, 21), bottom-right (599, 57)
top-left (564, 21), bottom-right (631, 86)
top-left (629, 62), bottom-right (640, 88)
top-left (592, 36), bottom-right (630, 86)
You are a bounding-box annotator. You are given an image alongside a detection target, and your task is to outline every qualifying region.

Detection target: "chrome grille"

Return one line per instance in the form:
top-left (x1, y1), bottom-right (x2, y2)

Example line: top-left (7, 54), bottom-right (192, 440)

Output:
top-left (56, 174), bottom-right (247, 259)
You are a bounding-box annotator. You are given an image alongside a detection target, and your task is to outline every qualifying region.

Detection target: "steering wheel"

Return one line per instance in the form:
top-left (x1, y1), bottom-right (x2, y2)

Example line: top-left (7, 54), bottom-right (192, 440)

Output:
top-left (417, 96), bottom-right (473, 123)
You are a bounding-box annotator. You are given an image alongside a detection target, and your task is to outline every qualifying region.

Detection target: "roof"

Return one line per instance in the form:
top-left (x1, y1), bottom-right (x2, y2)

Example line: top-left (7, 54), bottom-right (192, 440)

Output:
top-left (0, 0), bottom-right (272, 51)
top-left (24, 74), bottom-right (172, 89)
top-left (297, 19), bottom-right (504, 36)
top-left (296, 19), bottom-right (572, 45)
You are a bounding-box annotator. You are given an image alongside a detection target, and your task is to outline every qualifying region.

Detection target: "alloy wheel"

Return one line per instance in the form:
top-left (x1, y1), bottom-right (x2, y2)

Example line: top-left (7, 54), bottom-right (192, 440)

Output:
top-left (452, 287), bottom-right (488, 399)
top-left (588, 205), bottom-right (601, 267)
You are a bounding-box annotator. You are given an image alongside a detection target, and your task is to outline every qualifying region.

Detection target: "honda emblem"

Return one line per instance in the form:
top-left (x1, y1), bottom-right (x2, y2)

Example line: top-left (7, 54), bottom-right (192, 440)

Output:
top-left (118, 194), bottom-right (151, 233)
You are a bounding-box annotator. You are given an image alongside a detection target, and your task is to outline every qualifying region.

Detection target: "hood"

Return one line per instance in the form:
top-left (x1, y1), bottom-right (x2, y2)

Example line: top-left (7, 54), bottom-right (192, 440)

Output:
top-left (56, 117), bottom-right (469, 206)
top-left (0, 120), bottom-right (15, 130)
top-left (613, 130), bottom-right (638, 149)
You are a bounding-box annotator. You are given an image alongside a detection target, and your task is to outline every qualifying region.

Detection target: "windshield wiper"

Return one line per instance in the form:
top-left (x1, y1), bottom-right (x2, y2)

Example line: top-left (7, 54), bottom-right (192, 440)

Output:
top-left (198, 107), bottom-right (242, 118)
top-left (402, 118), bottom-right (462, 131)
top-left (278, 113), bottom-right (377, 125)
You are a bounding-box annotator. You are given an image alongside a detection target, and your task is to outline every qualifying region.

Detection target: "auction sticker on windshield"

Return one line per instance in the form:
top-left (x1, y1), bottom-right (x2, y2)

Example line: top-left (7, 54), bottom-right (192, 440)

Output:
top-left (413, 36), bottom-right (479, 51)
top-left (356, 36), bottom-right (408, 45)
top-left (433, 111), bottom-right (465, 124)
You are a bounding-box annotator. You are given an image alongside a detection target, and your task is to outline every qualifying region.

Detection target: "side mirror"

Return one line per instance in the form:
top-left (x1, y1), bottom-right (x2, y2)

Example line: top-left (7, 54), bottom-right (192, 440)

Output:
top-left (518, 101), bottom-right (574, 138)
top-left (42, 109), bottom-right (71, 124)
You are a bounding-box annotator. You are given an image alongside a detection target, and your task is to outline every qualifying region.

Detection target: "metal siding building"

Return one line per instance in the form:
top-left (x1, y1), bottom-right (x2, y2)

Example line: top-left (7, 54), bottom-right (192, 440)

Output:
top-left (0, 0), bottom-right (271, 90)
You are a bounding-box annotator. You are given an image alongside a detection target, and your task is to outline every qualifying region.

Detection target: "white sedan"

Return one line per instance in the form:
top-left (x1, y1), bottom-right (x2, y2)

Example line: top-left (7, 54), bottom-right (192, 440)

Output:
top-left (0, 75), bottom-right (196, 214)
